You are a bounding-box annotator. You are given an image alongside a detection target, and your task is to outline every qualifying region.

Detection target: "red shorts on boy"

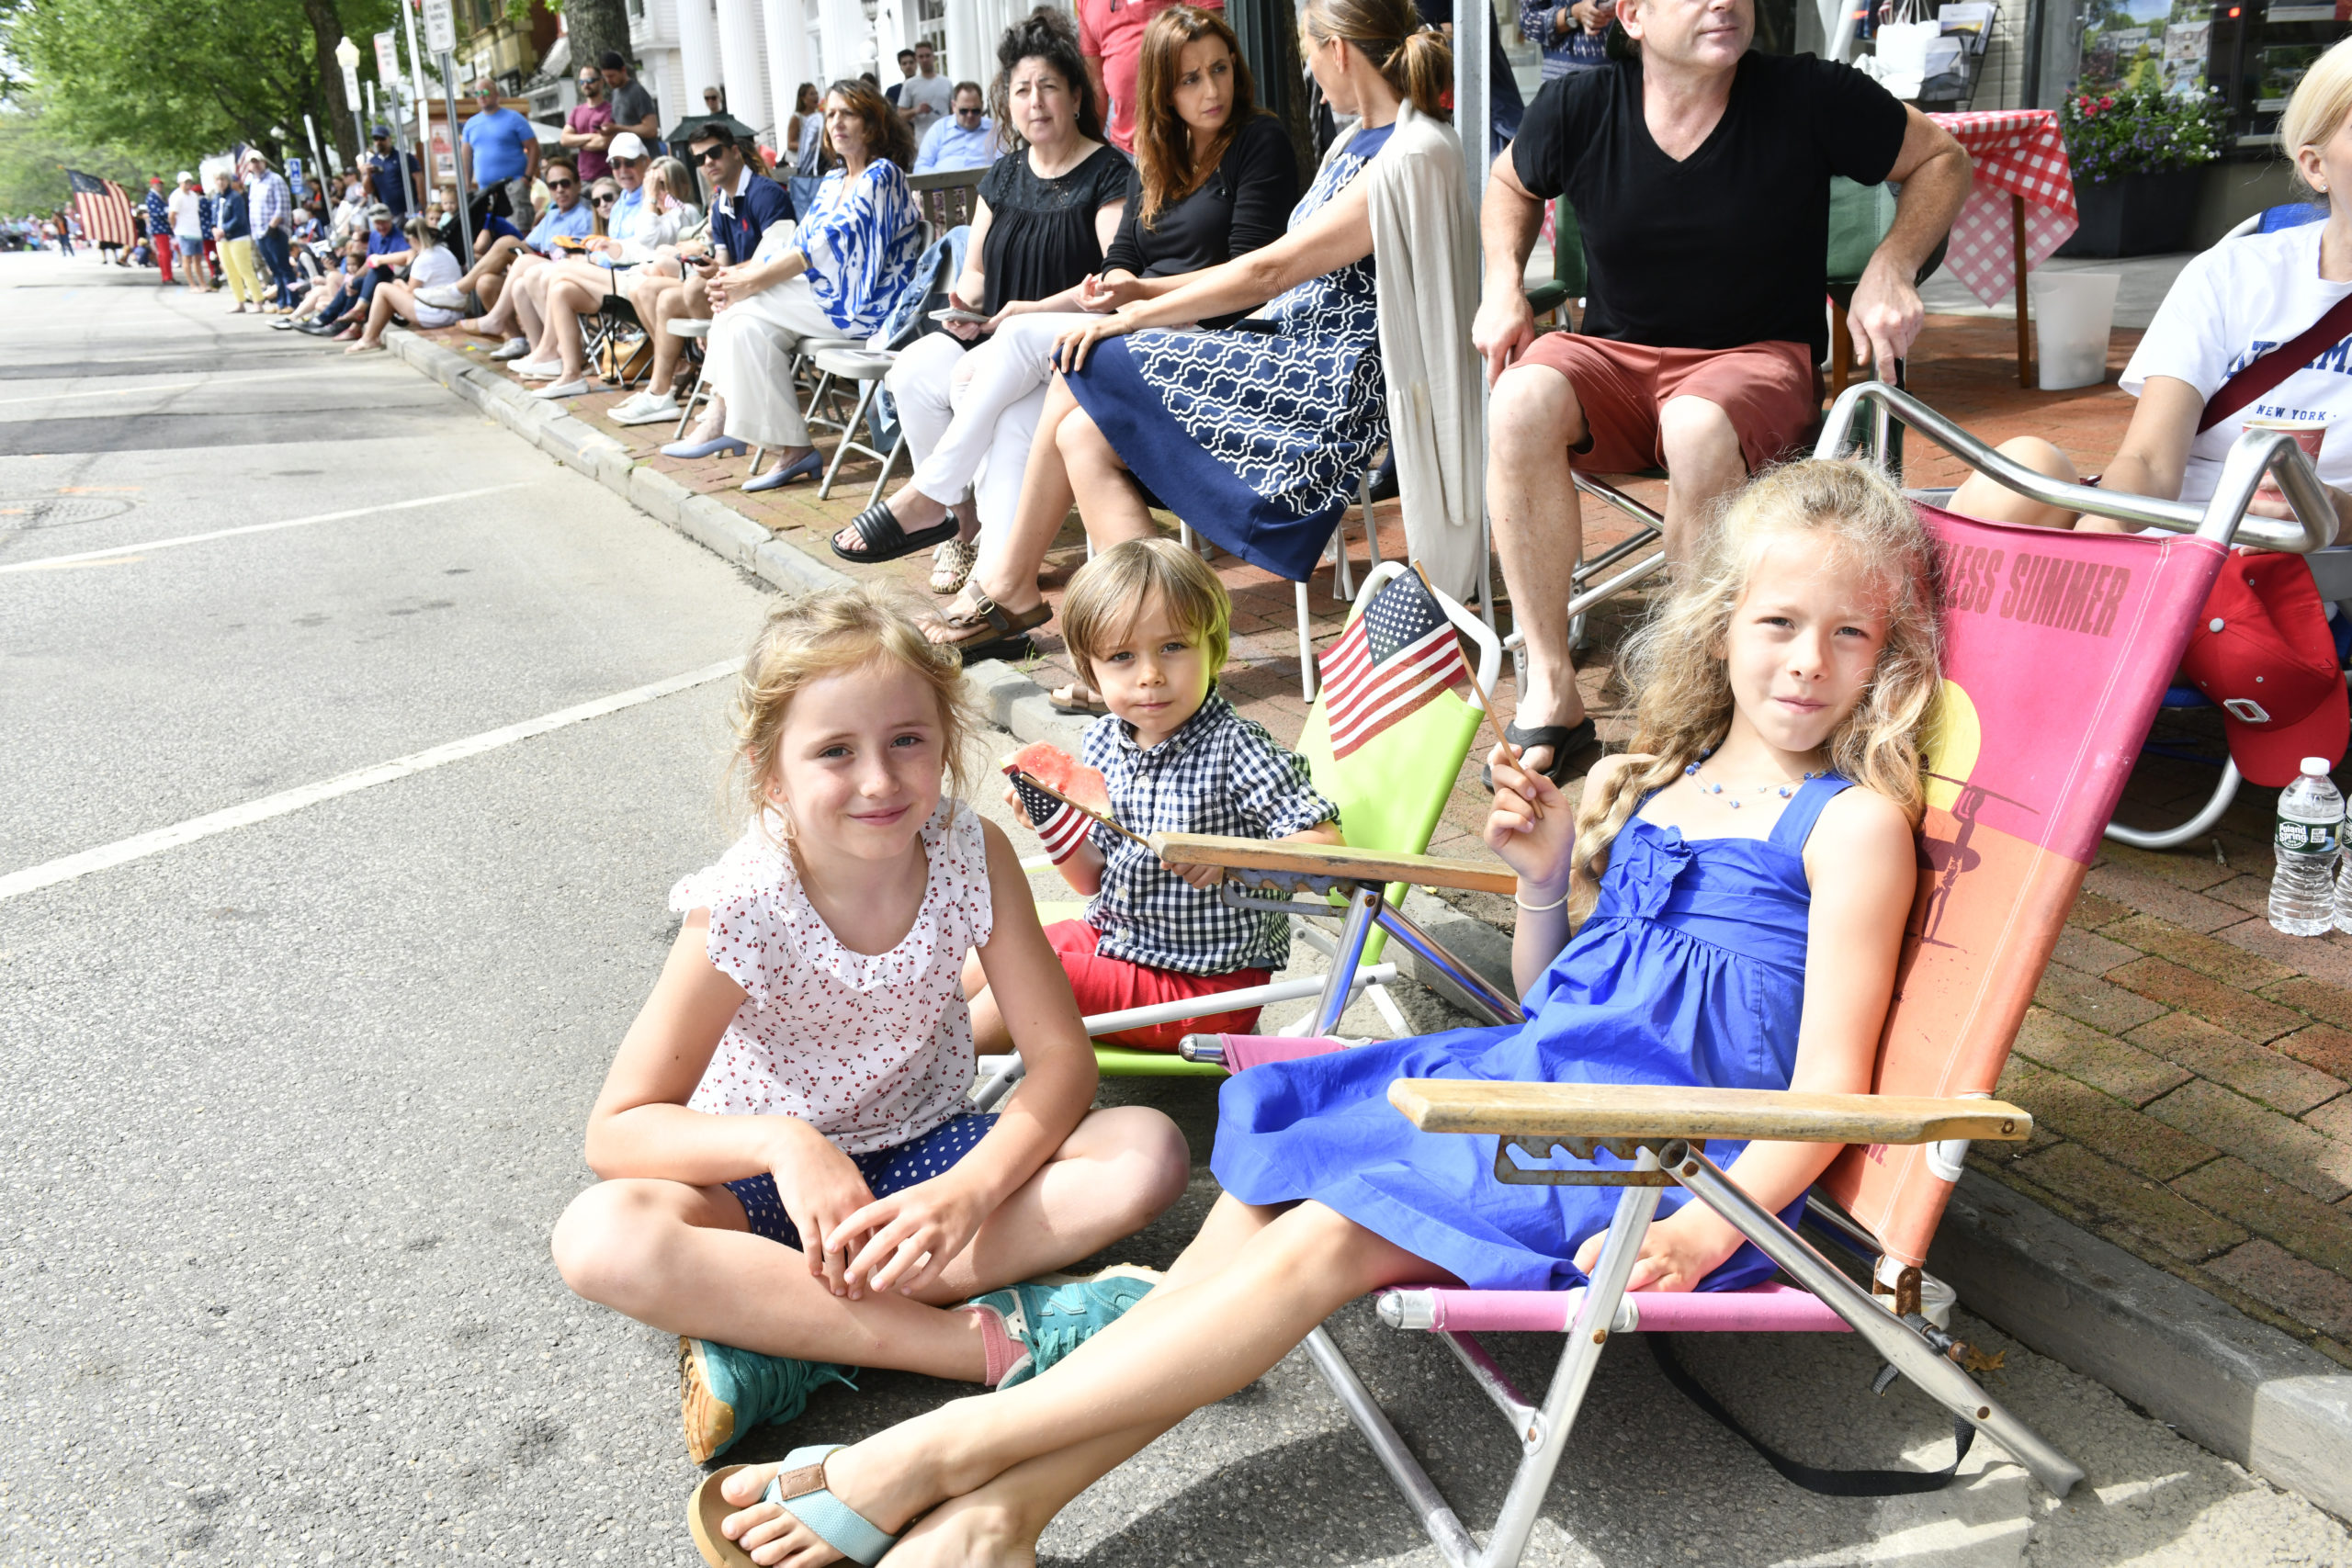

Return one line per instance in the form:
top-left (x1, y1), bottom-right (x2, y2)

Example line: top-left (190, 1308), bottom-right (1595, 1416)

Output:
top-left (1045, 920), bottom-right (1272, 1051)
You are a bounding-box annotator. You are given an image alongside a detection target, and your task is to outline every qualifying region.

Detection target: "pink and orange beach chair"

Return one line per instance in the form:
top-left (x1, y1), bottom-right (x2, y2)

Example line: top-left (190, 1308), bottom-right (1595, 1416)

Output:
top-left (1149, 385), bottom-right (2338, 1568)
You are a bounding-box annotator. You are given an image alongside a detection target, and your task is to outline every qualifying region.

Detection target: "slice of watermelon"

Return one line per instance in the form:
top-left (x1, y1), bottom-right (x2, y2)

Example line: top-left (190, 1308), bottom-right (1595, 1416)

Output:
top-left (1001, 741), bottom-right (1112, 818)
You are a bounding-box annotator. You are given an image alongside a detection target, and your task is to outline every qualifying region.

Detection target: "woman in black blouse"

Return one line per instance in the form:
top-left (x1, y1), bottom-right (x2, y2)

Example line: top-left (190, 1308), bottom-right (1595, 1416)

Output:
top-left (842, 8), bottom-right (1128, 579)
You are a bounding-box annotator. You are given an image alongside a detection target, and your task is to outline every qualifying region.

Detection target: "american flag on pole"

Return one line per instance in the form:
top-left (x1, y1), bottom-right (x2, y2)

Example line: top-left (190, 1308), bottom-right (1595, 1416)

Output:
top-left (1320, 568), bottom-right (1473, 759)
top-left (66, 170), bottom-right (135, 249)
top-left (1007, 773), bottom-right (1096, 863)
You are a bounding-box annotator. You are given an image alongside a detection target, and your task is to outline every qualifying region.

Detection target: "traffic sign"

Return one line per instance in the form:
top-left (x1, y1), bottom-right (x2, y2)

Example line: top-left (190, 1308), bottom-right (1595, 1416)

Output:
top-left (422, 0), bottom-right (456, 56)
top-left (374, 30), bottom-right (401, 85)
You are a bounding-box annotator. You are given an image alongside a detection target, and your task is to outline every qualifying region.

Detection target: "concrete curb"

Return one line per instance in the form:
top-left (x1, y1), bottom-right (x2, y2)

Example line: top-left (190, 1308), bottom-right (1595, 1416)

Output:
top-left (1932, 1171), bottom-right (2352, 1517)
top-left (382, 327), bottom-right (2352, 1518)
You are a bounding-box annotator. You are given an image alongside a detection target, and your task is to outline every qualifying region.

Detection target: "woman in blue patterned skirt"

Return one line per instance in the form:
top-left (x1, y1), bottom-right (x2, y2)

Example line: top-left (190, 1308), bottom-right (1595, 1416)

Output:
top-left (923, 0), bottom-right (1453, 660)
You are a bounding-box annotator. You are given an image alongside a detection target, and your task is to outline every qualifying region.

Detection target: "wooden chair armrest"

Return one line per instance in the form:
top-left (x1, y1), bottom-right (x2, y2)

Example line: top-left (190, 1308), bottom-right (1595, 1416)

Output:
top-left (1387, 1080), bottom-right (2031, 1146)
top-left (1148, 833), bottom-right (1518, 897)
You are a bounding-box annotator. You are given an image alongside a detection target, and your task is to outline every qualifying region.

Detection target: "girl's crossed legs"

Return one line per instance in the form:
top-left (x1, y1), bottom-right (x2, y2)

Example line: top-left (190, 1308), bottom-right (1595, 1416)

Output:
top-left (553, 1105), bottom-right (1184, 1382)
top-left (706, 1192), bottom-right (1451, 1567)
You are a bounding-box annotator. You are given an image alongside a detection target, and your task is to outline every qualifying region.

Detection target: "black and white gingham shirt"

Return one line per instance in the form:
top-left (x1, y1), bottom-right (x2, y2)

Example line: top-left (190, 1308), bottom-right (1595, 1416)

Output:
top-left (1081, 688), bottom-right (1340, 975)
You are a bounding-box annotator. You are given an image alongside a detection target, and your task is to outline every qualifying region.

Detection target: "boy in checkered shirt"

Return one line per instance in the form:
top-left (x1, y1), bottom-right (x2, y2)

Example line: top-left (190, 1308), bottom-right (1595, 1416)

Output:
top-left (982, 538), bottom-right (1342, 1050)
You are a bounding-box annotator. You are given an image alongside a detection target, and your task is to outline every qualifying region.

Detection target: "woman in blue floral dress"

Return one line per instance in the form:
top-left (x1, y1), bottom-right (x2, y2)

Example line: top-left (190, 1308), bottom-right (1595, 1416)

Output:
top-left (922, 0), bottom-right (1450, 659)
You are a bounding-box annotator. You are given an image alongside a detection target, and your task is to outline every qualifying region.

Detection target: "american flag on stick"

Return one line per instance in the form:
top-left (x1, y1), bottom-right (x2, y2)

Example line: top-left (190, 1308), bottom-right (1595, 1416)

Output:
top-left (66, 171), bottom-right (135, 249)
top-left (1320, 564), bottom-right (1475, 760)
top-left (1003, 769), bottom-right (1151, 863)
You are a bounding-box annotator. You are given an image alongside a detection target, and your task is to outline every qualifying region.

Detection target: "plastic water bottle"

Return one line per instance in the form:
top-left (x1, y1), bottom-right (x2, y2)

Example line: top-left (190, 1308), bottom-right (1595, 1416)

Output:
top-left (2270, 757), bottom-right (2343, 936)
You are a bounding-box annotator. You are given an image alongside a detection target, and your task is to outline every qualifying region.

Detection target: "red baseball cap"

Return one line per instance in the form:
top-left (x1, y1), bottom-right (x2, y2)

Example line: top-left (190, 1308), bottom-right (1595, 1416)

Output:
top-left (2179, 552), bottom-right (2348, 788)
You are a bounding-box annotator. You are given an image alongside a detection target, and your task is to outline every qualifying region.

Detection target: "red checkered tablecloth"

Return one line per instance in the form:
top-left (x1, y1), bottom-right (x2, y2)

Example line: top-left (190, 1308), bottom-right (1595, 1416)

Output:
top-left (1927, 109), bottom-right (2079, 307)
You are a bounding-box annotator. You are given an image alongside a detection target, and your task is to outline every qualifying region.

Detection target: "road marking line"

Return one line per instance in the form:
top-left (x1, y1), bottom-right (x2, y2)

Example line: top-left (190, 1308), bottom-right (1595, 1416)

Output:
top-left (0, 484), bottom-right (528, 573)
top-left (0, 658), bottom-right (743, 903)
top-left (0, 366), bottom-right (363, 408)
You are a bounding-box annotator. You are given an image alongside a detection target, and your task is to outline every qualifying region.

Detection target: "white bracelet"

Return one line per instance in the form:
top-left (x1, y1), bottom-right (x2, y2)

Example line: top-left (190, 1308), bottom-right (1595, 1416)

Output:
top-left (1514, 887), bottom-right (1570, 912)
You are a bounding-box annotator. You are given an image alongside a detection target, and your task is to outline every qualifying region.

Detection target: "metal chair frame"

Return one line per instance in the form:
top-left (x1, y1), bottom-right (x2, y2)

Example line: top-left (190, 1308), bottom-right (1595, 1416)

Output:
top-left (1155, 384), bottom-right (2336, 1568)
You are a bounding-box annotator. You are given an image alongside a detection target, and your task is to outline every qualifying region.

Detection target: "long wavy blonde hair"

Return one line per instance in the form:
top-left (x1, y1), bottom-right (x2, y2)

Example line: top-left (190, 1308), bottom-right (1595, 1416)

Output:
top-left (1565, 459), bottom-right (1943, 920)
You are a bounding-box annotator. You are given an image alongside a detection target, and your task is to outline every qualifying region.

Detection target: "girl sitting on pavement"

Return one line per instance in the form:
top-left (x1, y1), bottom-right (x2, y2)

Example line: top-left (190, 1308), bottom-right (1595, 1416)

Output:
top-left (980, 538), bottom-right (1343, 1053)
top-left (686, 458), bottom-right (1939, 1568)
top-left (550, 584), bottom-right (1190, 1467)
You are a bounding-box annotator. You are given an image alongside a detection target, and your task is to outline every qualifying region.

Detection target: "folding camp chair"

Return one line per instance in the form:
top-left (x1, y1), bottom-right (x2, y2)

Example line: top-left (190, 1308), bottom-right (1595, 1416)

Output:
top-left (971, 562), bottom-right (1502, 1107)
top-left (1144, 386), bottom-right (2339, 1568)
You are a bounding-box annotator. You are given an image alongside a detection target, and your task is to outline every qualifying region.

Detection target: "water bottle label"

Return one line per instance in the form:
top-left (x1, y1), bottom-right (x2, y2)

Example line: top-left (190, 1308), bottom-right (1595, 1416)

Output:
top-left (2279, 817), bottom-right (2341, 854)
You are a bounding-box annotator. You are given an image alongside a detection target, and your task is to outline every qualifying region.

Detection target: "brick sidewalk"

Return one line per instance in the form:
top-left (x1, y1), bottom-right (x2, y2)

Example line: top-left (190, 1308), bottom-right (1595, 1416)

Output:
top-left (419, 309), bottom-right (2352, 1366)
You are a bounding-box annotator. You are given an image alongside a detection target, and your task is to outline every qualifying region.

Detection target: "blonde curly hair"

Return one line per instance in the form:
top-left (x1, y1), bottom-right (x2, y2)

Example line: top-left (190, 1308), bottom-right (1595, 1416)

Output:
top-left (1565, 459), bottom-right (1943, 920)
top-left (726, 582), bottom-right (982, 837)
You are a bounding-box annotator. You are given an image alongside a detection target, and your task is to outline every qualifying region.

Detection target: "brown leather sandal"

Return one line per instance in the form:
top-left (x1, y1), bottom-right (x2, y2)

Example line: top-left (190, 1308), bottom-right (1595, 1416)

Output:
top-left (924, 583), bottom-right (1051, 664)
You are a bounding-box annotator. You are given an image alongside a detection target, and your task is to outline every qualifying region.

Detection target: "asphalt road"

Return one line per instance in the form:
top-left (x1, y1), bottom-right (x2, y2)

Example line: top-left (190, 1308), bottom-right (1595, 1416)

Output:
top-left (5, 250), bottom-right (2349, 1567)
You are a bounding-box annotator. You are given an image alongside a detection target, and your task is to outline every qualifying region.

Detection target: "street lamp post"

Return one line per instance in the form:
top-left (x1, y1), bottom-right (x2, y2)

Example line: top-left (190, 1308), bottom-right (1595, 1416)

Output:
top-left (334, 37), bottom-right (364, 163)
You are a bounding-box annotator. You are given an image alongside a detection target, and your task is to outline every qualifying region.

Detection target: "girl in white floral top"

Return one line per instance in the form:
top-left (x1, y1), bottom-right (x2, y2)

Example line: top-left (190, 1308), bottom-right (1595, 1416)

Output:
top-left (552, 585), bottom-right (1188, 1471)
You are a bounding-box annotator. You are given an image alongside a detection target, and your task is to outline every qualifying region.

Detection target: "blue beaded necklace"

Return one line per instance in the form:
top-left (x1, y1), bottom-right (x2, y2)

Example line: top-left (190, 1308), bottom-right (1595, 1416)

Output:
top-left (1683, 748), bottom-right (1823, 810)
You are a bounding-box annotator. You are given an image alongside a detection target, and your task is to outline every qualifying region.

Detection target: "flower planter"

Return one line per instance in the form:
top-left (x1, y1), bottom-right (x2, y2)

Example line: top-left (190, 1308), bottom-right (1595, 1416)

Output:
top-left (2054, 168), bottom-right (2205, 258)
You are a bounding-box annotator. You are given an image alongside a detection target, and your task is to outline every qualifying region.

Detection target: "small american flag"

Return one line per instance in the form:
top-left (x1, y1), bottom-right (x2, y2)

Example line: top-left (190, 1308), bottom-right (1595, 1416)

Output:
top-left (1320, 569), bottom-right (1472, 759)
top-left (66, 171), bottom-right (135, 249)
top-left (1009, 773), bottom-right (1096, 863)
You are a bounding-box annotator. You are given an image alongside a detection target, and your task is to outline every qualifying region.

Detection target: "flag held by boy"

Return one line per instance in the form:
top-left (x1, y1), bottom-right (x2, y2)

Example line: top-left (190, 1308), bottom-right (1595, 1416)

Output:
top-left (1320, 568), bottom-right (1473, 759)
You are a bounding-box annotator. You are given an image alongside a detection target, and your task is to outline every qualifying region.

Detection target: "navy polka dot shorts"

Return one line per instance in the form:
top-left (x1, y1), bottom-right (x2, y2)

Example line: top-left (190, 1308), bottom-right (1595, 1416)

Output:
top-left (726, 1111), bottom-right (1000, 1250)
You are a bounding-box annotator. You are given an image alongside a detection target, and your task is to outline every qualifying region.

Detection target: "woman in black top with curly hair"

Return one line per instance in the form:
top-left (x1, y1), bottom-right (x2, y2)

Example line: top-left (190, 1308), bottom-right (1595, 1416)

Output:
top-left (840, 8), bottom-right (1131, 578)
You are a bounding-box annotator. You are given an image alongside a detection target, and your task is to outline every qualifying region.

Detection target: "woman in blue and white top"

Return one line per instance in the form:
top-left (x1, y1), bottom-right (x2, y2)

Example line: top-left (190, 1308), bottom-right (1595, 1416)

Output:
top-left (670, 79), bottom-right (926, 493)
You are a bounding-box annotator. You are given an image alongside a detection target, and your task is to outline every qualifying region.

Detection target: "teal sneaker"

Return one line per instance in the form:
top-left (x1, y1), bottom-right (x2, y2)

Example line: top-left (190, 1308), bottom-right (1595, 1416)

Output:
top-left (973, 1266), bottom-right (1162, 1390)
top-left (678, 1336), bottom-right (856, 1463)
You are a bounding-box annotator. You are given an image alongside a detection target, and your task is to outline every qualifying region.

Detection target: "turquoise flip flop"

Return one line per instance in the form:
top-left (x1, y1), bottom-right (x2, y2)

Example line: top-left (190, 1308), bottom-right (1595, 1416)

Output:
top-left (687, 1447), bottom-right (897, 1567)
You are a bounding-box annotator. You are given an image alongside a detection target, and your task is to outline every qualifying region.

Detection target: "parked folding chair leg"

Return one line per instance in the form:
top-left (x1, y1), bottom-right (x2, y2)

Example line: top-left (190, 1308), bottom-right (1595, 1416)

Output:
top-left (820, 378), bottom-right (881, 498)
top-left (1295, 581), bottom-right (1318, 702)
top-left (1309, 886), bottom-right (1384, 1035)
top-left (2105, 758), bottom-right (2242, 849)
top-left (1670, 1143), bottom-right (2085, 1496)
top-left (1306, 1150), bottom-right (1668, 1568)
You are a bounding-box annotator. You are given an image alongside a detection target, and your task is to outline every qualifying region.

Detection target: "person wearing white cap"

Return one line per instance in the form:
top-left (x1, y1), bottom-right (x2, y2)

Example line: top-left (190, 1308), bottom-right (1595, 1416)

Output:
top-left (498, 132), bottom-right (681, 395)
top-left (165, 171), bottom-right (210, 291)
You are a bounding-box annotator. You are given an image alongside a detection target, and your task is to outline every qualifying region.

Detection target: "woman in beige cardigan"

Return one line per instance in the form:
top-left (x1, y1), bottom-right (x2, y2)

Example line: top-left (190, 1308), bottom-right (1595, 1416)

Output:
top-left (921, 0), bottom-right (1482, 682)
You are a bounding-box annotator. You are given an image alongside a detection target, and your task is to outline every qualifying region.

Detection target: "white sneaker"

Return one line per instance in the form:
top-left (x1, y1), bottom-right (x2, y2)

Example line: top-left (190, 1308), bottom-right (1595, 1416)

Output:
top-left (610, 391), bottom-right (681, 425)
top-left (532, 379), bottom-right (590, 400)
top-left (415, 284), bottom-right (467, 310)
top-left (488, 337), bottom-right (532, 361)
top-left (514, 358), bottom-right (566, 379)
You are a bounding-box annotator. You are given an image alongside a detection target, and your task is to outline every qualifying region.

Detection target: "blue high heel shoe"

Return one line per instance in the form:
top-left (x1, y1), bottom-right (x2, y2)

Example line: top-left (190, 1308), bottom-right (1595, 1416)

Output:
top-left (741, 448), bottom-right (825, 493)
top-left (661, 433), bottom-right (750, 460)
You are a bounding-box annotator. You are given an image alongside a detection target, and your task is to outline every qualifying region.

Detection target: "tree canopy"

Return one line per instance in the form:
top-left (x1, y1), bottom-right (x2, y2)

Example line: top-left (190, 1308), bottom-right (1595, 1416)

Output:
top-left (2, 0), bottom-right (398, 173)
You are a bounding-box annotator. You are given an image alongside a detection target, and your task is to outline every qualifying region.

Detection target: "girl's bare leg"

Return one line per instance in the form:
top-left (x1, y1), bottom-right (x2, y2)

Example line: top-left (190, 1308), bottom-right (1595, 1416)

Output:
top-left (712, 1197), bottom-right (1450, 1567)
top-left (1059, 405), bottom-right (1157, 548)
top-left (551, 1105), bottom-right (1185, 1376)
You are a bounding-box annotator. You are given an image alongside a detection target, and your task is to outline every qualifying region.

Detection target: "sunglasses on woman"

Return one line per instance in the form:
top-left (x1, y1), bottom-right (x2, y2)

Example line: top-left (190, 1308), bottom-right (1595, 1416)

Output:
top-left (593, 193), bottom-right (616, 207)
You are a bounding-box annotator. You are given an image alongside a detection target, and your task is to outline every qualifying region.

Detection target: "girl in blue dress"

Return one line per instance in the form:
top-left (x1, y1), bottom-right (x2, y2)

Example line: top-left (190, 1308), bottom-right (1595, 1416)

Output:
top-left (687, 462), bottom-right (1940, 1565)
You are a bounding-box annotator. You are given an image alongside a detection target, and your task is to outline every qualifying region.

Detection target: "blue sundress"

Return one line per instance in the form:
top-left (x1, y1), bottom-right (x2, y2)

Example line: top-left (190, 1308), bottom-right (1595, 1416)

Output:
top-left (1066, 123), bottom-right (1395, 583)
top-left (1214, 774), bottom-right (1853, 1292)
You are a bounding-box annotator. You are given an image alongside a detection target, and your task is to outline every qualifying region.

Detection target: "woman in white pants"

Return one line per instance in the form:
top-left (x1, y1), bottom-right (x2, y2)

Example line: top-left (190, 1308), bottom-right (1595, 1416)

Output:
top-left (847, 6), bottom-right (1295, 650)
top-left (662, 80), bottom-right (924, 492)
top-left (832, 10), bottom-right (1129, 578)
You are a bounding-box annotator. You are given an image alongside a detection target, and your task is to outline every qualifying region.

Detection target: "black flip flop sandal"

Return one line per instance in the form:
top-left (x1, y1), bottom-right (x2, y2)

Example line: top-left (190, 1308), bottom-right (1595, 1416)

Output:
top-left (1482, 718), bottom-right (1605, 792)
top-left (830, 501), bottom-right (961, 565)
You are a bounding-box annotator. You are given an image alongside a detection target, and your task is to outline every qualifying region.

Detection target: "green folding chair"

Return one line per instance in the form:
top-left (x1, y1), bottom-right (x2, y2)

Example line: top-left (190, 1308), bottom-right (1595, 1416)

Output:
top-left (975, 562), bottom-right (1503, 1104)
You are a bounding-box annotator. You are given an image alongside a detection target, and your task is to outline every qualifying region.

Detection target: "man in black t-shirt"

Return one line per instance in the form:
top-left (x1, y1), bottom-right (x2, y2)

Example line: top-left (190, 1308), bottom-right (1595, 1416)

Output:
top-left (1471, 0), bottom-right (1970, 783)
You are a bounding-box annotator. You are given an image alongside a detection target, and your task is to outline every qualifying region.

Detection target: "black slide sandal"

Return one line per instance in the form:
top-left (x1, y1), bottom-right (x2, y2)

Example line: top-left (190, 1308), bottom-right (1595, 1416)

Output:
top-left (1482, 718), bottom-right (1605, 793)
top-left (831, 502), bottom-right (961, 565)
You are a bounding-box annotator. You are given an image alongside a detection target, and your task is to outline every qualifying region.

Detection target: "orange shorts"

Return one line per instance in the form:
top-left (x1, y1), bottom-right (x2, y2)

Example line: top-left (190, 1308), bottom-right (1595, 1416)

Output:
top-left (1516, 334), bottom-right (1817, 477)
top-left (1045, 919), bottom-right (1271, 1051)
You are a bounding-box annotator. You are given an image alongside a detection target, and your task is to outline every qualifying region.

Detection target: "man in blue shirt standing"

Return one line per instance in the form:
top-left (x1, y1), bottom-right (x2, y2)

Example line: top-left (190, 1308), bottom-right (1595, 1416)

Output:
top-left (913, 82), bottom-right (999, 173)
top-left (365, 127), bottom-right (419, 216)
top-left (458, 80), bottom-right (539, 229)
